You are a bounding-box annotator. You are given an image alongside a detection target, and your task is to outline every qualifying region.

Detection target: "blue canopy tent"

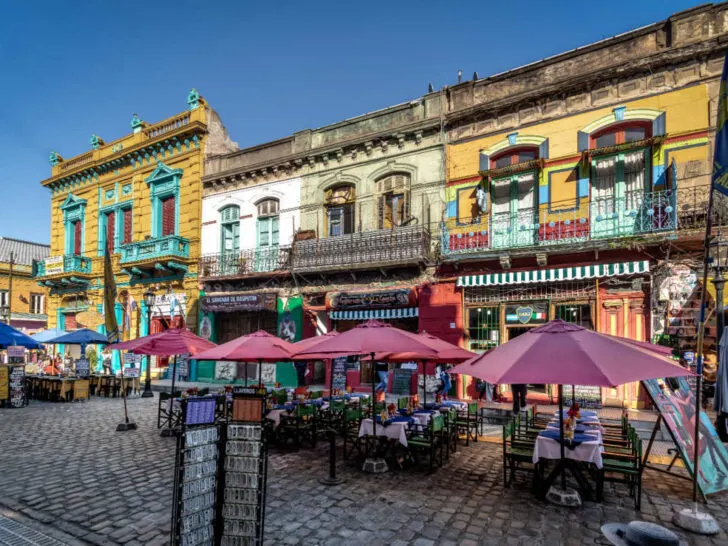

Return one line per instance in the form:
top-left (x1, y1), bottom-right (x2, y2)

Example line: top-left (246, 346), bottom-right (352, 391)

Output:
top-left (46, 329), bottom-right (109, 370)
top-left (30, 328), bottom-right (68, 343)
top-left (0, 322), bottom-right (43, 349)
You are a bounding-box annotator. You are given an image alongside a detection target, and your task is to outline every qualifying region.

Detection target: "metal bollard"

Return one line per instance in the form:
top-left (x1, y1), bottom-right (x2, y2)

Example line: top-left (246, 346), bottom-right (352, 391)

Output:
top-left (319, 429), bottom-right (344, 486)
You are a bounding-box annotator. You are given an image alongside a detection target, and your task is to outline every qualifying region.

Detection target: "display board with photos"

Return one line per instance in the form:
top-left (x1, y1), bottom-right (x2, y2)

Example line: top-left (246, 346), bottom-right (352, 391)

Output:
top-left (171, 397), bottom-right (220, 546)
top-left (221, 390), bottom-right (268, 545)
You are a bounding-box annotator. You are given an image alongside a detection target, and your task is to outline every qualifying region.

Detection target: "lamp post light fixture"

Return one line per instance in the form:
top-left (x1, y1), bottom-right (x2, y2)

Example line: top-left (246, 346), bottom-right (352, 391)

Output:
top-left (141, 289), bottom-right (155, 398)
top-left (0, 305), bottom-right (9, 324)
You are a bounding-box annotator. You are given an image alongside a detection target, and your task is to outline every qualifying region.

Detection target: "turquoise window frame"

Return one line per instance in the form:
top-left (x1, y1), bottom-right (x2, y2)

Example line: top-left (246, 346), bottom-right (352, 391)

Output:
top-left (219, 205), bottom-right (241, 253)
top-left (60, 194), bottom-right (87, 256)
top-left (98, 204), bottom-right (133, 256)
top-left (145, 162), bottom-right (182, 238)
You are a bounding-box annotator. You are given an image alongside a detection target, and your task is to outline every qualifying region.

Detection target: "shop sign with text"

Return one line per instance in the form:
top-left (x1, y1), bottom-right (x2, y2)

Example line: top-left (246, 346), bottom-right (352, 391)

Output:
top-left (327, 289), bottom-right (414, 310)
top-left (201, 293), bottom-right (277, 312)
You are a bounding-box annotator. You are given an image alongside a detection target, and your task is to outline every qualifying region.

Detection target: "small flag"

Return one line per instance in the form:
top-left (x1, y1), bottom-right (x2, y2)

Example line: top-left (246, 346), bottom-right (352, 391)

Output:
top-left (712, 50), bottom-right (728, 196)
top-left (103, 249), bottom-right (119, 344)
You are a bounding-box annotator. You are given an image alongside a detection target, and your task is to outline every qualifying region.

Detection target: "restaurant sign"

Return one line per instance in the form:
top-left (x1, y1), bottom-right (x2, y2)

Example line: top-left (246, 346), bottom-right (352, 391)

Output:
top-left (201, 292), bottom-right (277, 313)
top-left (44, 256), bottom-right (64, 275)
top-left (327, 289), bottom-right (414, 310)
top-left (505, 301), bottom-right (549, 325)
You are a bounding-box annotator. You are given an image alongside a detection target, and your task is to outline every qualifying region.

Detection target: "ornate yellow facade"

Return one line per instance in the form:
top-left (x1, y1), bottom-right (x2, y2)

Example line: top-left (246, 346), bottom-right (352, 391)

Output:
top-left (37, 90), bottom-right (236, 365)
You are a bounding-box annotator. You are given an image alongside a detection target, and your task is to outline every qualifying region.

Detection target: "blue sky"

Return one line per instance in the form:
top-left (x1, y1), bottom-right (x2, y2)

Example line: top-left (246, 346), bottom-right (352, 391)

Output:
top-left (0, 0), bottom-right (703, 243)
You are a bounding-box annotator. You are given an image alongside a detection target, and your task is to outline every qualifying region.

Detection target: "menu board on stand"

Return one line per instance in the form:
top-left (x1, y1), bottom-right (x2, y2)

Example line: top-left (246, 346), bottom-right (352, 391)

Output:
top-left (76, 358), bottom-right (90, 379)
top-left (8, 365), bottom-right (26, 408)
top-left (331, 357), bottom-right (347, 393)
top-left (221, 388), bottom-right (269, 544)
top-left (170, 397), bottom-right (220, 546)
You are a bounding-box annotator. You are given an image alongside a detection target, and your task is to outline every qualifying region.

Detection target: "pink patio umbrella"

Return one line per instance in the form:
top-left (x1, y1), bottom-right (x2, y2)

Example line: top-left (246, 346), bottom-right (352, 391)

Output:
top-left (107, 328), bottom-right (217, 435)
top-left (293, 320), bottom-right (439, 437)
top-left (449, 319), bottom-right (693, 495)
top-left (194, 330), bottom-right (297, 386)
top-left (291, 332), bottom-right (340, 390)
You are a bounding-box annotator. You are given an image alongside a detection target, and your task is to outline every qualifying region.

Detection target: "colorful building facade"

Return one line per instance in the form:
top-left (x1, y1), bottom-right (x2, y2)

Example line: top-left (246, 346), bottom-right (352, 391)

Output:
top-left (0, 238), bottom-right (50, 333)
top-left (439, 3), bottom-right (726, 407)
top-left (36, 90), bottom-right (236, 369)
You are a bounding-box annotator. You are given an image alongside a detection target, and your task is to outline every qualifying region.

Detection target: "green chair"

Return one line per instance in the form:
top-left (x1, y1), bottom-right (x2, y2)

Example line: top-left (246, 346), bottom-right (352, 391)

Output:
top-left (502, 419), bottom-right (537, 488)
top-left (397, 396), bottom-right (410, 410)
top-left (409, 414), bottom-right (445, 473)
top-left (598, 435), bottom-right (643, 509)
top-left (278, 404), bottom-right (318, 449)
top-left (456, 402), bottom-right (479, 446)
top-left (442, 408), bottom-right (459, 458)
top-left (342, 407), bottom-right (363, 460)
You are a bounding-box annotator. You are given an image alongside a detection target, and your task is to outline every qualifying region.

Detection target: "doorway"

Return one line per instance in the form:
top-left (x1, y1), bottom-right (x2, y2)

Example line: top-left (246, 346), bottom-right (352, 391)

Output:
top-left (507, 326), bottom-right (547, 394)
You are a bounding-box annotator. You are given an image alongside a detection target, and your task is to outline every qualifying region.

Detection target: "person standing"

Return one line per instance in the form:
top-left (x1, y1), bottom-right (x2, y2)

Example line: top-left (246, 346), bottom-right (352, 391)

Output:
top-left (294, 361), bottom-right (307, 387)
top-left (511, 384), bottom-right (527, 415)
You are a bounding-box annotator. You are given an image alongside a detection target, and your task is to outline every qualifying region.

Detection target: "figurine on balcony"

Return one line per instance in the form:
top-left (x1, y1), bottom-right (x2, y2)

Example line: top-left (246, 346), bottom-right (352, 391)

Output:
top-left (476, 185), bottom-right (489, 214)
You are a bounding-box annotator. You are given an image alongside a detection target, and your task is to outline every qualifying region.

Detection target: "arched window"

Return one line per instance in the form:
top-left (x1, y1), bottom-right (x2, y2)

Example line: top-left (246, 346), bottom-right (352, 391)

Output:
top-left (324, 185), bottom-right (355, 236)
top-left (490, 146), bottom-right (539, 170)
top-left (220, 205), bottom-right (240, 254)
top-left (376, 173), bottom-right (410, 229)
top-left (256, 199), bottom-right (279, 249)
top-left (591, 121), bottom-right (651, 149)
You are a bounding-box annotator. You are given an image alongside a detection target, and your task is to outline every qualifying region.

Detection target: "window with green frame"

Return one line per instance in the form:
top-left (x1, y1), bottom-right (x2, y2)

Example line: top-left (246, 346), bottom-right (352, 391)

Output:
top-left (466, 306), bottom-right (500, 352)
top-left (220, 205), bottom-right (240, 253)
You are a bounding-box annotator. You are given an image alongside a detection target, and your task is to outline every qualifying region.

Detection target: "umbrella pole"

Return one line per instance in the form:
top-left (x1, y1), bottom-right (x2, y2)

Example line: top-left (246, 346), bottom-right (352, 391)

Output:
top-left (371, 353), bottom-right (377, 439)
top-left (169, 355), bottom-right (177, 430)
top-left (558, 384), bottom-right (566, 491)
top-left (245, 362), bottom-right (248, 387)
top-left (258, 359), bottom-right (262, 387)
top-left (571, 384), bottom-right (575, 406)
top-left (421, 361), bottom-right (426, 408)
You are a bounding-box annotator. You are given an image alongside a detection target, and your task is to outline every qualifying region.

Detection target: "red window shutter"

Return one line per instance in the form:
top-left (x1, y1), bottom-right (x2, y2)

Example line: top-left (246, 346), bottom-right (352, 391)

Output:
top-left (65, 313), bottom-right (77, 330)
top-left (162, 197), bottom-right (175, 236)
top-left (122, 209), bottom-right (132, 244)
top-left (106, 211), bottom-right (115, 253)
top-left (73, 221), bottom-right (82, 255)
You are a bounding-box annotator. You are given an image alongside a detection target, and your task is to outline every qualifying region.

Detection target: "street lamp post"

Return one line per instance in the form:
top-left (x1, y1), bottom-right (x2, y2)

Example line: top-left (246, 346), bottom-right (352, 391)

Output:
top-left (141, 289), bottom-right (155, 398)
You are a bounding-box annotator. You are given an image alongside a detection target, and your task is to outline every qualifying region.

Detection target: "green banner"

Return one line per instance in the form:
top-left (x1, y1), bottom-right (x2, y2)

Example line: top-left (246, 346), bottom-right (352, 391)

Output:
top-left (277, 296), bottom-right (303, 343)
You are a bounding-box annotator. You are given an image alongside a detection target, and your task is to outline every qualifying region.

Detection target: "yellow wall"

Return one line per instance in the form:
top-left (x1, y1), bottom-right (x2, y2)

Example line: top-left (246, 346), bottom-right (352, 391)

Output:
top-left (0, 262), bottom-right (48, 328)
top-left (448, 85), bottom-right (710, 181)
top-left (42, 104), bottom-right (210, 337)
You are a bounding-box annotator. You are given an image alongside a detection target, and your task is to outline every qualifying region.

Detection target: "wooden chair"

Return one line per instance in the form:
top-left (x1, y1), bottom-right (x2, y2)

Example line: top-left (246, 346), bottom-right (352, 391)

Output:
top-left (597, 435), bottom-right (643, 509)
top-left (502, 419), bottom-right (537, 489)
top-left (408, 414), bottom-right (445, 473)
top-left (456, 402), bottom-right (479, 446)
top-left (342, 407), bottom-right (364, 460)
top-left (278, 404), bottom-right (318, 449)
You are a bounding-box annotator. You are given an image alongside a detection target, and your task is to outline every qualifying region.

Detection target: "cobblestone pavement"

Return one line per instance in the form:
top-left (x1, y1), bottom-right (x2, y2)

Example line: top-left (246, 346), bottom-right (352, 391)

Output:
top-left (0, 398), bottom-right (727, 545)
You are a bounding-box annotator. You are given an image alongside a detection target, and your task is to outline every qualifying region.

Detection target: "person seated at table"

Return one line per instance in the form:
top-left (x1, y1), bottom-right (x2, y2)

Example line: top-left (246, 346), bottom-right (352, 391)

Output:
top-left (43, 360), bottom-right (61, 376)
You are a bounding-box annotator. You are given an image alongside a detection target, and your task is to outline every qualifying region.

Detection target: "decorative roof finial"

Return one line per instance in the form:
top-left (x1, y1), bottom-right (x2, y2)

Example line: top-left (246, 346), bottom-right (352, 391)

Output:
top-left (49, 151), bottom-right (62, 166)
top-left (90, 134), bottom-right (104, 150)
top-left (130, 113), bottom-right (143, 134)
top-left (187, 88), bottom-right (200, 111)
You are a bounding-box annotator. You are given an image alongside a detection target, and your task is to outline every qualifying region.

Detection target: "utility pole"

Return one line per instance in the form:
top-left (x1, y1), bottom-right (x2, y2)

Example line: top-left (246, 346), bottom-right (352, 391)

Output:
top-left (8, 251), bottom-right (14, 326)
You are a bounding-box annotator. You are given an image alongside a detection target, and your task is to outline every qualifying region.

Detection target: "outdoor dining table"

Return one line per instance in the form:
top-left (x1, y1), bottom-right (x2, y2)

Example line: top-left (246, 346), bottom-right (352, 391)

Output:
top-left (359, 417), bottom-right (411, 447)
top-left (533, 429), bottom-right (604, 468)
top-left (411, 409), bottom-right (441, 427)
top-left (266, 406), bottom-right (294, 429)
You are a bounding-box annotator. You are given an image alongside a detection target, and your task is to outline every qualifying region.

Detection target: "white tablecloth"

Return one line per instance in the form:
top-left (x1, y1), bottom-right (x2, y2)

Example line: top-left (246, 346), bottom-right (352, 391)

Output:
top-left (266, 409), bottom-right (291, 429)
top-left (546, 423), bottom-right (603, 440)
top-left (533, 433), bottom-right (604, 468)
top-left (412, 410), bottom-right (440, 427)
top-left (359, 418), bottom-right (409, 447)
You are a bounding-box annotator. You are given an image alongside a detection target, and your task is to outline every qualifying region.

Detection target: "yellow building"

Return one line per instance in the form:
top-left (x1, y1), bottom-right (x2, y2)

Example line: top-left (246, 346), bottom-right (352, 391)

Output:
top-left (36, 90), bottom-right (236, 369)
top-left (0, 238), bottom-right (50, 332)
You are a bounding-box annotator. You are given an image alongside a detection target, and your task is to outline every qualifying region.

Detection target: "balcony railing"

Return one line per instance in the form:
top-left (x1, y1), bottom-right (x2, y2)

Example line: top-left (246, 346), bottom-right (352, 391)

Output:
top-left (200, 246), bottom-right (292, 278)
top-left (443, 188), bottom-right (678, 255)
top-left (32, 255), bottom-right (93, 277)
top-left (199, 226), bottom-right (431, 279)
top-left (291, 225), bottom-right (430, 272)
top-left (120, 235), bottom-right (190, 264)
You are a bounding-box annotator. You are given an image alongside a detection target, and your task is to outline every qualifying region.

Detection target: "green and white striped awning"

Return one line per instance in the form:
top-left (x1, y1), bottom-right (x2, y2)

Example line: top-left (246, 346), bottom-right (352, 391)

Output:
top-left (457, 260), bottom-right (650, 287)
top-left (330, 308), bottom-right (419, 321)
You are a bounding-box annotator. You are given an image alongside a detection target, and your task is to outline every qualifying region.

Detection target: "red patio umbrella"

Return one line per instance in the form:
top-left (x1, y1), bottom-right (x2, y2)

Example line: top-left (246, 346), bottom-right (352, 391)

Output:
top-left (449, 319), bottom-right (692, 495)
top-left (291, 332), bottom-right (341, 390)
top-left (194, 331), bottom-right (297, 386)
top-left (293, 320), bottom-right (439, 436)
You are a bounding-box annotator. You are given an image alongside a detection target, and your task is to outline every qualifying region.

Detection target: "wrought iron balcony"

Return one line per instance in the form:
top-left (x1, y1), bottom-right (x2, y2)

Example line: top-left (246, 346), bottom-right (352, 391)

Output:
top-left (119, 235), bottom-right (190, 265)
top-left (443, 188), bottom-right (678, 256)
top-left (32, 255), bottom-right (93, 278)
top-left (291, 225), bottom-right (431, 273)
top-left (199, 246), bottom-right (292, 278)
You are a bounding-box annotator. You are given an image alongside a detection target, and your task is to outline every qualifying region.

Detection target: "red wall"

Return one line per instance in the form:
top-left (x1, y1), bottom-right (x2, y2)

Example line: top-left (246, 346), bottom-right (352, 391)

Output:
top-left (418, 281), bottom-right (464, 347)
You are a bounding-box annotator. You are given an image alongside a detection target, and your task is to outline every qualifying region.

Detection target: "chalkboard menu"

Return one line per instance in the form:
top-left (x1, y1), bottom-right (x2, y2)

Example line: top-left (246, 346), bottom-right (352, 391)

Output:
top-left (571, 385), bottom-right (602, 409)
top-left (9, 365), bottom-right (25, 408)
top-left (331, 357), bottom-right (347, 393)
top-left (0, 366), bottom-right (8, 402)
top-left (171, 399), bottom-right (219, 546)
top-left (392, 368), bottom-right (412, 395)
top-left (76, 358), bottom-right (90, 379)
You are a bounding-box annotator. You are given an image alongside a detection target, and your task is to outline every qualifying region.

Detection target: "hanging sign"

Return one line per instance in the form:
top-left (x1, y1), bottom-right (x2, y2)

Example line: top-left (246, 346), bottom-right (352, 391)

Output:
top-left (7, 346), bottom-right (24, 359)
top-left (44, 256), bottom-right (64, 275)
top-left (327, 289), bottom-right (414, 310)
top-left (201, 293), bottom-right (276, 313)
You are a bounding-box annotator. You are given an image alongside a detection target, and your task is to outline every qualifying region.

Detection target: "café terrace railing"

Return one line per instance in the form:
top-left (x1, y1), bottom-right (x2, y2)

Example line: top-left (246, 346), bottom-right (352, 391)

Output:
top-left (199, 225), bottom-right (431, 279)
top-left (442, 187), bottom-right (698, 255)
top-left (32, 255), bottom-right (93, 277)
top-left (119, 235), bottom-right (190, 264)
